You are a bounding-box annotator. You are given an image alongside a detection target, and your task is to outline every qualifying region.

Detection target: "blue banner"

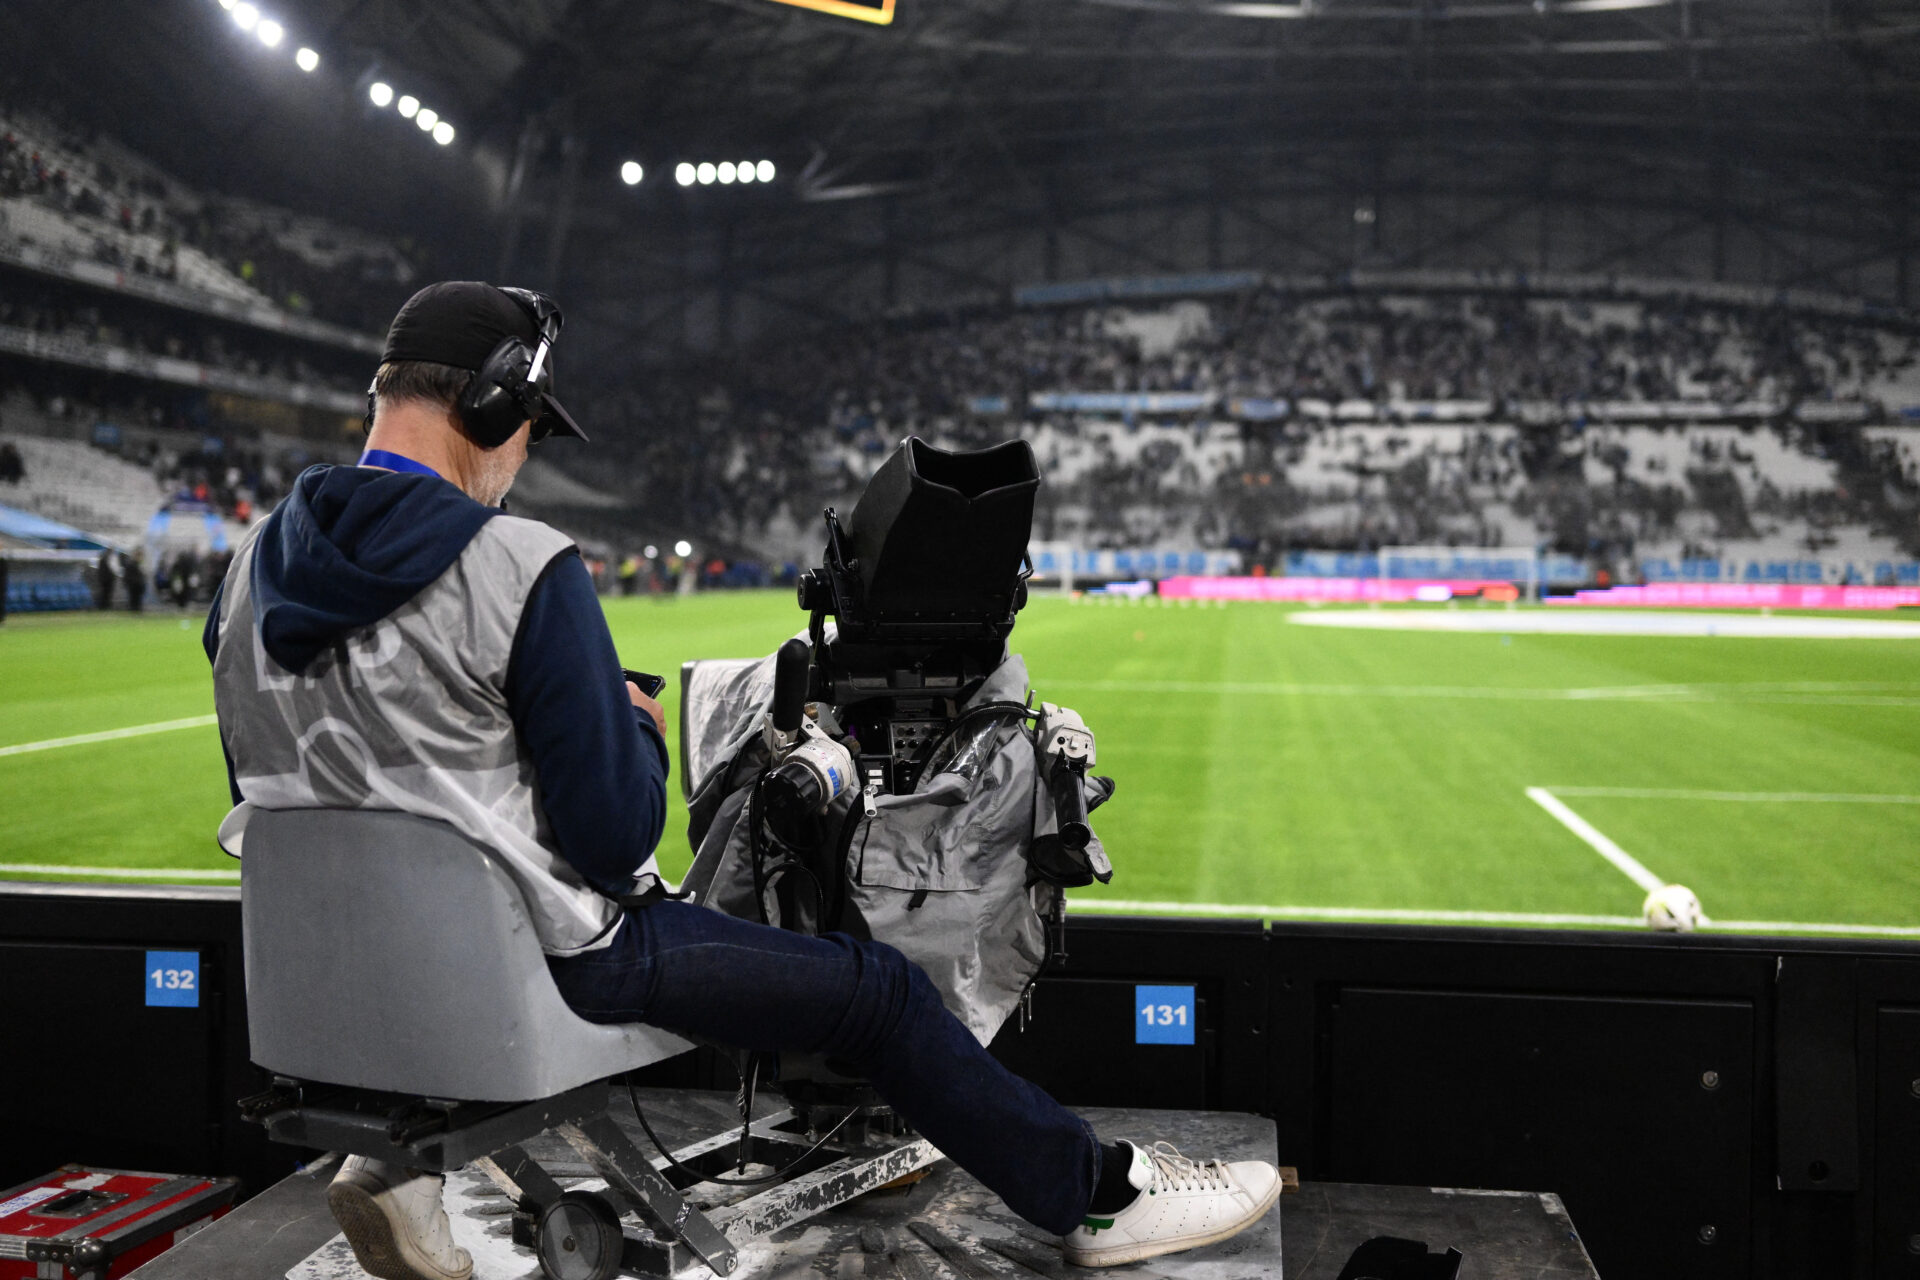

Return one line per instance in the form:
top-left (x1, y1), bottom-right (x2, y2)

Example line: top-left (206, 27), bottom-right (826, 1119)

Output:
top-left (1028, 392), bottom-right (1217, 414)
top-left (1032, 548), bottom-right (1242, 579)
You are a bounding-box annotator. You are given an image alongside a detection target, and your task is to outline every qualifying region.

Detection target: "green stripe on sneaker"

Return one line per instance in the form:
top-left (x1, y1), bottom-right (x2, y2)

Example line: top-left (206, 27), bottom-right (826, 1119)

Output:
top-left (1081, 1217), bottom-right (1114, 1231)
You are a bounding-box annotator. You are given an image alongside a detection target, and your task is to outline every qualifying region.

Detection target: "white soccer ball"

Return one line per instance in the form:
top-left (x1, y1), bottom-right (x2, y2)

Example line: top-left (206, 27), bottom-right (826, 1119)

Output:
top-left (1643, 883), bottom-right (1704, 933)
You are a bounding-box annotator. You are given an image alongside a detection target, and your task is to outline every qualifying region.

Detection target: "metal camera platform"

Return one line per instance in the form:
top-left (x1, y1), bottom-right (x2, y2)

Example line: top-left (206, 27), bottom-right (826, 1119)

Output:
top-left (126, 1094), bottom-right (1599, 1280)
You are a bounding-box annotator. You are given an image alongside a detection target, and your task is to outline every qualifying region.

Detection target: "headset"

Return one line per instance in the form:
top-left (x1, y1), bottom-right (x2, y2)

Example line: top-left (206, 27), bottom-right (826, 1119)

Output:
top-left (458, 287), bottom-right (564, 448)
top-left (361, 287), bottom-right (565, 449)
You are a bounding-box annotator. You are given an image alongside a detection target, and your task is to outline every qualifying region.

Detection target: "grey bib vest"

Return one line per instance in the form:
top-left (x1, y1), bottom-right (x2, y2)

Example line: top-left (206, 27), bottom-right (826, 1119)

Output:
top-left (210, 515), bottom-right (630, 957)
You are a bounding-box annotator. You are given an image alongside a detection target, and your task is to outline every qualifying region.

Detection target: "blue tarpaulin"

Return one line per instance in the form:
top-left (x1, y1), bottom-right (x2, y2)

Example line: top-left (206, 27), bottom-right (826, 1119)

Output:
top-left (0, 503), bottom-right (109, 550)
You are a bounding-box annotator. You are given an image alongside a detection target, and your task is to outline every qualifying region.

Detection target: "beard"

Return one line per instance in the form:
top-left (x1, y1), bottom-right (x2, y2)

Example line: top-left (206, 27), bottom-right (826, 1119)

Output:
top-left (470, 436), bottom-right (525, 508)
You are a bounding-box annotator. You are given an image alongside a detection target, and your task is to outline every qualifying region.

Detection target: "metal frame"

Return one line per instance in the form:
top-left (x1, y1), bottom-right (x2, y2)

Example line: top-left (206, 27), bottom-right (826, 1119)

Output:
top-left (246, 1079), bottom-right (941, 1278)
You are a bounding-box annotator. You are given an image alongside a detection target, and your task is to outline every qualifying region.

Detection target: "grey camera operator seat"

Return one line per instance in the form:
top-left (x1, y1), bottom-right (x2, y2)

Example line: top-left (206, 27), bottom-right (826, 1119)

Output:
top-left (242, 807), bottom-right (688, 1103)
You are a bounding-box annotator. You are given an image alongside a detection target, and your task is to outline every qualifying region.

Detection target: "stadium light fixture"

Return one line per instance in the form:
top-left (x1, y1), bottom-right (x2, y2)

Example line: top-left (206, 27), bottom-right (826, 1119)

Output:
top-left (397, 95), bottom-right (420, 119)
top-left (717, 161), bottom-right (737, 184)
top-left (696, 162), bottom-right (716, 185)
top-left (674, 540), bottom-right (693, 557)
top-left (416, 107), bottom-right (439, 131)
top-left (762, 0), bottom-right (895, 24)
top-left (736, 160), bottom-right (757, 183)
top-left (644, 545), bottom-right (658, 559)
top-left (232, 3), bottom-right (259, 31)
top-left (257, 18), bottom-right (283, 47)
top-left (369, 81), bottom-right (394, 108)
top-left (295, 46), bottom-right (319, 71)
top-left (756, 159), bottom-right (775, 182)
top-left (675, 163), bottom-right (695, 186)
top-left (620, 160), bottom-right (643, 185)
top-left (433, 121), bottom-right (455, 145)
top-left (218, 0), bottom-right (236, 9)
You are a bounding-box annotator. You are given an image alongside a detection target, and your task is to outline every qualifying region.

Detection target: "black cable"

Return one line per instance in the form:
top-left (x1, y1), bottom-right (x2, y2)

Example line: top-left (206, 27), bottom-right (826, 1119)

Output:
top-left (624, 1076), bottom-right (861, 1187)
top-left (910, 700), bottom-right (1032, 782)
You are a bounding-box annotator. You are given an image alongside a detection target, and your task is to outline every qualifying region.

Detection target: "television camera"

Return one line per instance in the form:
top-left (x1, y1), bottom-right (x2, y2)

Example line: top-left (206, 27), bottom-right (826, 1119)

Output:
top-left (752, 436), bottom-right (1113, 944)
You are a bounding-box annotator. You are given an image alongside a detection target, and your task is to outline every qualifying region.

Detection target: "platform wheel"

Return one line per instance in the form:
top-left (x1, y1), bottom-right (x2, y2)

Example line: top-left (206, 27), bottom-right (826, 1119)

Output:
top-left (535, 1190), bottom-right (626, 1280)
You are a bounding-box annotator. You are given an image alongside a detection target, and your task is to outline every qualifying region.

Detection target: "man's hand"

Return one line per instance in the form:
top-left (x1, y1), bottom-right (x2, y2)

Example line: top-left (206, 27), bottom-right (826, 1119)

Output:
top-left (627, 680), bottom-right (666, 735)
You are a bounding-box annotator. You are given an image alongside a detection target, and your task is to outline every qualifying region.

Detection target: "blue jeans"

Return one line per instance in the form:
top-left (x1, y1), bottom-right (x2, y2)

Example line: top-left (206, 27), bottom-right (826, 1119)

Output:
top-left (547, 900), bottom-right (1100, 1235)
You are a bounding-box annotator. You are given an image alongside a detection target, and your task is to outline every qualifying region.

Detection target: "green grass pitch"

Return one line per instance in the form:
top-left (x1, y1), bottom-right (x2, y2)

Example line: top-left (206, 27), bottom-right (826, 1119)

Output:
top-left (3, 593), bottom-right (1918, 936)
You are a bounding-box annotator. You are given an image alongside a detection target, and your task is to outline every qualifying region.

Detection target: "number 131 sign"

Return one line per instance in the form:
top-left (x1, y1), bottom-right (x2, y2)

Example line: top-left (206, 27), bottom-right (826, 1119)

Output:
top-left (1134, 984), bottom-right (1196, 1045)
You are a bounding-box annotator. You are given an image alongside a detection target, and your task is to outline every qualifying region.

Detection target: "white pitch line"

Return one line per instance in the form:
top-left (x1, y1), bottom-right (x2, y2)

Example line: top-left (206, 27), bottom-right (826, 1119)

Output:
top-left (1067, 898), bottom-right (1639, 928)
top-left (1525, 786), bottom-right (1668, 894)
top-left (0, 863), bottom-right (240, 880)
top-left (1543, 786), bottom-right (1920, 804)
top-left (1067, 898), bottom-right (1920, 938)
top-left (0, 715), bottom-right (219, 758)
top-left (1042, 679), bottom-right (1920, 708)
top-left (1708, 919), bottom-right (1920, 938)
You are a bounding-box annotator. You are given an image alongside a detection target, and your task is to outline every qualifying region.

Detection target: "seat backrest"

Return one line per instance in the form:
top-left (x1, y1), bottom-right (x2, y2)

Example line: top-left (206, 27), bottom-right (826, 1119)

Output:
top-left (242, 808), bottom-right (688, 1102)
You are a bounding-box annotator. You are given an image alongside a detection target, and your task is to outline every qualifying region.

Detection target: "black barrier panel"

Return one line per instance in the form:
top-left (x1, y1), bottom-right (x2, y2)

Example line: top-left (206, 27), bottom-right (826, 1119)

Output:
top-left (0, 884), bottom-right (294, 1197)
top-left (6, 881), bottom-right (1920, 1279)
top-left (1325, 987), bottom-right (1753, 1280)
top-left (1874, 1006), bottom-right (1920, 1278)
top-left (989, 915), bottom-right (1269, 1115)
top-left (989, 976), bottom-right (1213, 1110)
top-left (0, 941), bottom-right (220, 1181)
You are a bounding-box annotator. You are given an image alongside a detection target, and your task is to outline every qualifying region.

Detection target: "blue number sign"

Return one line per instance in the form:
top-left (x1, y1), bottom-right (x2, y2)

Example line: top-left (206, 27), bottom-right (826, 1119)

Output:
top-left (145, 950), bottom-right (201, 1008)
top-left (1134, 984), bottom-right (1196, 1045)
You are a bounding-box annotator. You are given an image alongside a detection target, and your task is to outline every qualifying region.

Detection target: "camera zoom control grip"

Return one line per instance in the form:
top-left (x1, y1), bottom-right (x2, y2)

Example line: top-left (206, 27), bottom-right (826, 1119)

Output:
top-left (771, 638), bottom-right (810, 734)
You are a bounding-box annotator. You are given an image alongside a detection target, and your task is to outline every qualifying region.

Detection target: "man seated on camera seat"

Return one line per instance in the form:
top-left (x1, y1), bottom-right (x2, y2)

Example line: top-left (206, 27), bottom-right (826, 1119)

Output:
top-left (204, 281), bottom-right (1281, 1280)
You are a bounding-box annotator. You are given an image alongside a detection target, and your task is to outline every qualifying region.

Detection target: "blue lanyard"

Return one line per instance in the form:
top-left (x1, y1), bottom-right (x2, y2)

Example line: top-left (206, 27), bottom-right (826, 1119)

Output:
top-left (358, 449), bottom-right (442, 480)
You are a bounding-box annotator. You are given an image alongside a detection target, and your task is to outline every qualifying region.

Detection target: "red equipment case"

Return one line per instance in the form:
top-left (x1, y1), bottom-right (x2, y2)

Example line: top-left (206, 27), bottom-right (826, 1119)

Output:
top-left (0, 1164), bottom-right (238, 1280)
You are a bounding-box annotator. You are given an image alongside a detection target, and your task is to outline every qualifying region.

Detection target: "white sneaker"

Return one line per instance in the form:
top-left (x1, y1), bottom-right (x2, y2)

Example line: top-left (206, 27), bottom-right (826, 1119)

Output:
top-left (1062, 1141), bottom-right (1281, 1268)
top-left (326, 1156), bottom-right (474, 1280)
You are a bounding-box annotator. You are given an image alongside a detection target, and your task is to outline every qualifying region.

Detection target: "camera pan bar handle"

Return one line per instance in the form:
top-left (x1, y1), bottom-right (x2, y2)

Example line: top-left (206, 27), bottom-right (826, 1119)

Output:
top-left (772, 638), bottom-right (810, 735)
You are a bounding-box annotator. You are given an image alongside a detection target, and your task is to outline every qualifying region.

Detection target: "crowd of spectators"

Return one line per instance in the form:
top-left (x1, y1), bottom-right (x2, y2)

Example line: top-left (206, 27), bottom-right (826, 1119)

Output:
top-left (0, 275), bottom-right (366, 393)
top-left (1, 101), bottom-right (421, 331)
top-left (557, 287), bottom-right (1920, 567)
top-left (1, 360), bottom-right (334, 526)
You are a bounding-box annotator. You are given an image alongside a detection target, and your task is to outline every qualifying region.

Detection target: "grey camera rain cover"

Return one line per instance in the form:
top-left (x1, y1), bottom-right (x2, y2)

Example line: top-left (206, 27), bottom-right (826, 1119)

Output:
top-left (677, 638), bottom-right (1111, 1045)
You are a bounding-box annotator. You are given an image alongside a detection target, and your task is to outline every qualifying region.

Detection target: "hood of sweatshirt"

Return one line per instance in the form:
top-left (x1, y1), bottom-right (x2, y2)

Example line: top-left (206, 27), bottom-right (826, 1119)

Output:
top-left (250, 463), bottom-right (497, 673)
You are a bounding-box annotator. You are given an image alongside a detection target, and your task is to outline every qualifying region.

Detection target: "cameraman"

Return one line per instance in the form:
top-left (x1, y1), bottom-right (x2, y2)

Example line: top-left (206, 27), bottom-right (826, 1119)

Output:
top-left (206, 282), bottom-right (1277, 1280)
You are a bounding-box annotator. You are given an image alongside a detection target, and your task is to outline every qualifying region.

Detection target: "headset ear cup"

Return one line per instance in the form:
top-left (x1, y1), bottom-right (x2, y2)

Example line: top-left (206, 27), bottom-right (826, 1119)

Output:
top-left (459, 338), bottom-right (535, 449)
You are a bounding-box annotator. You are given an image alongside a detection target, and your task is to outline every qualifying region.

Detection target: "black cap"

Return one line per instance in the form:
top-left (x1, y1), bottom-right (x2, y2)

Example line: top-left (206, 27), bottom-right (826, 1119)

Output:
top-left (380, 281), bottom-right (587, 441)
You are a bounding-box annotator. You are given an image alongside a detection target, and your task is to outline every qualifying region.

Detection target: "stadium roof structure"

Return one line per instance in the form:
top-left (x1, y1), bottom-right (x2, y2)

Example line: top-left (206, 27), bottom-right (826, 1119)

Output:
top-left (8, 0), bottom-right (1920, 358)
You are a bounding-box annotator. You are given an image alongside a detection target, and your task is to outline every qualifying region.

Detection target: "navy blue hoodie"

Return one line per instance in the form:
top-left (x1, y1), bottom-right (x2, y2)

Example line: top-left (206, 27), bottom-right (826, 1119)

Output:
top-left (205, 464), bottom-right (669, 897)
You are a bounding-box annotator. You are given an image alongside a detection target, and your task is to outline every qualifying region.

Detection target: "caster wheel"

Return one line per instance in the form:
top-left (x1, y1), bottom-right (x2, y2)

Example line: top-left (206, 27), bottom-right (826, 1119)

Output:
top-left (535, 1190), bottom-right (626, 1280)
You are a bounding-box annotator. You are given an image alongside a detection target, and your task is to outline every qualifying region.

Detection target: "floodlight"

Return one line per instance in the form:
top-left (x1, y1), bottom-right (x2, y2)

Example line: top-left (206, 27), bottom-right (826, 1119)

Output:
top-left (369, 82), bottom-right (393, 107)
top-left (433, 121), bottom-right (454, 145)
top-left (756, 159), bottom-right (775, 182)
top-left (295, 46), bottom-right (319, 71)
top-left (397, 95), bottom-right (419, 118)
top-left (233, 3), bottom-right (259, 31)
top-left (219, 0), bottom-right (236, 9)
top-left (257, 18), bottom-right (283, 47)
top-left (644, 545), bottom-right (658, 559)
top-left (674, 540), bottom-right (693, 557)
top-left (696, 162), bottom-right (716, 185)
top-left (718, 161), bottom-right (736, 184)
top-left (675, 163), bottom-right (695, 186)
top-left (416, 108), bottom-right (438, 131)
top-left (620, 160), bottom-right (643, 185)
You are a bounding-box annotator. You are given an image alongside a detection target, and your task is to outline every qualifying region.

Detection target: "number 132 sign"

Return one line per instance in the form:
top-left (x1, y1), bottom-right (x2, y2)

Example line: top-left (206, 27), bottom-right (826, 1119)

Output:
top-left (1134, 984), bottom-right (1196, 1045)
top-left (146, 950), bottom-right (201, 1008)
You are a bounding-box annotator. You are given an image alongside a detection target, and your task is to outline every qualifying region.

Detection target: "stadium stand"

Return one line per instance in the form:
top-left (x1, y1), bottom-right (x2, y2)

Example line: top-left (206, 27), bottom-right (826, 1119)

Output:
top-left (0, 431), bottom-right (169, 547)
top-left (562, 278), bottom-right (1920, 583)
top-left (0, 103), bottom-right (419, 331)
top-left (3, 82), bottom-right (1916, 594)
